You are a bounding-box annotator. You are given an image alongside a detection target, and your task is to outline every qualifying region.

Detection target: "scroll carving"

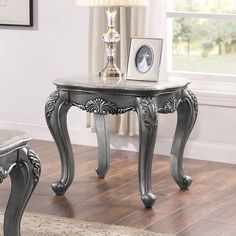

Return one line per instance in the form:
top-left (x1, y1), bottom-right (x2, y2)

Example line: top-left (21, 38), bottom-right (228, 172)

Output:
top-left (158, 90), bottom-right (198, 115)
top-left (185, 90), bottom-right (198, 114)
top-left (118, 107), bottom-right (136, 114)
top-left (45, 90), bottom-right (60, 119)
top-left (158, 97), bottom-right (180, 114)
top-left (0, 163), bottom-right (17, 183)
top-left (0, 166), bottom-right (8, 183)
top-left (27, 149), bottom-right (41, 184)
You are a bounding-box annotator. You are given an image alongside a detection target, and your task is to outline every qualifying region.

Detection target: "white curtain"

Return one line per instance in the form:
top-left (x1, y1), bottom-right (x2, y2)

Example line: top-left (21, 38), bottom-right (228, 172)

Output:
top-left (87, 0), bottom-right (167, 135)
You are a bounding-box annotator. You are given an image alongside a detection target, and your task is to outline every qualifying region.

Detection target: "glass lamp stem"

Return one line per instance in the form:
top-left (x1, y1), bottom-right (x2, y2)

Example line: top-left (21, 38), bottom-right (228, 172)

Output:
top-left (99, 7), bottom-right (123, 78)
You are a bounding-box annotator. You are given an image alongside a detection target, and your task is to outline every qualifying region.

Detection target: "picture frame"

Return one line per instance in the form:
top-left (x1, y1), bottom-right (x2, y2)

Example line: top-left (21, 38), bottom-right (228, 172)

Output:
top-left (126, 38), bottom-right (163, 82)
top-left (0, 0), bottom-right (33, 27)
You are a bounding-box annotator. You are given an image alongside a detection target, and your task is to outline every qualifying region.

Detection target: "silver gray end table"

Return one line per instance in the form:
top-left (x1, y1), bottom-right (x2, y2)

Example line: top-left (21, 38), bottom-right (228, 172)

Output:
top-left (45, 75), bottom-right (198, 208)
top-left (0, 129), bottom-right (41, 236)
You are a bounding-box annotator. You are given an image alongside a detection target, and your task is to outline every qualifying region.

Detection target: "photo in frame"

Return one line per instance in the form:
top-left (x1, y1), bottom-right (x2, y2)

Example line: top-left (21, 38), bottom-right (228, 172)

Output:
top-left (126, 38), bottom-right (163, 82)
top-left (0, 0), bottom-right (33, 26)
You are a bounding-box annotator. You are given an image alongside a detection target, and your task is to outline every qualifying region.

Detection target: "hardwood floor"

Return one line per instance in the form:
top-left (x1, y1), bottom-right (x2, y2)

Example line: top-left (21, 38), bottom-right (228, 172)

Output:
top-left (1, 139), bottom-right (236, 235)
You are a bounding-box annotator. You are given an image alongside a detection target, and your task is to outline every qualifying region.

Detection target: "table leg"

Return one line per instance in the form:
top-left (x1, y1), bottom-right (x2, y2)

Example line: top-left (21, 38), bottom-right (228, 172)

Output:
top-left (170, 89), bottom-right (198, 189)
top-left (45, 90), bottom-right (74, 195)
top-left (94, 114), bottom-right (110, 178)
top-left (4, 148), bottom-right (41, 236)
top-left (136, 97), bottom-right (158, 208)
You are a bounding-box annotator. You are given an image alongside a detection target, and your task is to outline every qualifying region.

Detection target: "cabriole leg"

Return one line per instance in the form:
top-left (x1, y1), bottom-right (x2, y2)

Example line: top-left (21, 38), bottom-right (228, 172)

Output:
top-left (45, 90), bottom-right (74, 195)
top-left (136, 97), bottom-right (158, 208)
top-left (94, 114), bottom-right (110, 178)
top-left (170, 89), bottom-right (198, 189)
top-left (4, 148), bottom-right (41, 236)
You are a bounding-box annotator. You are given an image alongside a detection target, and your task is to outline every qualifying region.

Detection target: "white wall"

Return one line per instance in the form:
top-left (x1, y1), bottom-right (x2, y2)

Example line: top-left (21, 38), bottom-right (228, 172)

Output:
top-left (0, 0), bottom-right (236, 164)
top-left (0, 0), bottom-right (89, 133)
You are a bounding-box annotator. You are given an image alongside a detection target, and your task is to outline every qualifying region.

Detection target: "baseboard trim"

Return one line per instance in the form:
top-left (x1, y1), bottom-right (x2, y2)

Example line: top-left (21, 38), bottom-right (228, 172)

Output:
top-left (155, 137), bottom-right (236, 164)
top-left (0, 120), bottom-right (236, 164)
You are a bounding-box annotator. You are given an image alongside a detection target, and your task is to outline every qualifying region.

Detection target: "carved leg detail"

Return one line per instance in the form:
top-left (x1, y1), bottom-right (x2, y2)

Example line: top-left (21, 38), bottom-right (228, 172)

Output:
top-left (170, 89), bottom-right (198, 190)
top-left (94, 114), bottom-right (110, 178)
top-left (45, 90), bottom-right (74, 195)
top-left (4, 147), bottom-right (41, 236)
top-left (136, 97), bottom-right (158, 208)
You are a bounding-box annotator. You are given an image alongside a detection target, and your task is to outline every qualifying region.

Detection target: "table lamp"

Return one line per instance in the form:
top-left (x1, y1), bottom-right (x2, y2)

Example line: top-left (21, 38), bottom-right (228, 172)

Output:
top-left (75, 0), bottom-right (148, 78)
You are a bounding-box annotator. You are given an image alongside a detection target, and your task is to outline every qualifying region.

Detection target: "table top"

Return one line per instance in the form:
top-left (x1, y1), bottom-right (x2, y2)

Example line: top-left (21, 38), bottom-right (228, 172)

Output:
top-left (54, 75), bottom-right (190, 95)
top-left (0, 129), bottom-right (31, 155)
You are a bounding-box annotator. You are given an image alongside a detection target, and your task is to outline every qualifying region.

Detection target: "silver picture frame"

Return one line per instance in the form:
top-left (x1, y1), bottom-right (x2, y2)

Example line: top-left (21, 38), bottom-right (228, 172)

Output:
top-left (0, 0), bottom-right (33, 26)
top-left (126, 38), bottom-right (163, 82)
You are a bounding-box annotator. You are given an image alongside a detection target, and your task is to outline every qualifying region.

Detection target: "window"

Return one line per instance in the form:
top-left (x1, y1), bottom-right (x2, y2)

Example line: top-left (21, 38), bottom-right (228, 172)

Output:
top-left (167, 0), bottom-right (236, 77)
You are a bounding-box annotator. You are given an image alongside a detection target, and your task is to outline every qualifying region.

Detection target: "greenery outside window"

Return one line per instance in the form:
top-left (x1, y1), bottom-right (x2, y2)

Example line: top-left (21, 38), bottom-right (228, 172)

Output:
top-left (167, 0), bottom-right (236, 78)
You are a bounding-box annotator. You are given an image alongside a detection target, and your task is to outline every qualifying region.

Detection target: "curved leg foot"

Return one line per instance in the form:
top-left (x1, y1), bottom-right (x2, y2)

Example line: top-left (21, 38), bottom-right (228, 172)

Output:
top-left (51, 181), bottom-right (68, 195)
top-left (141, 193), bottom-right (157, 209)
top-left (45, 90), bottom-right (74, 195)
top-left (170, 89), bottom-right (198, 190)
top-left (94, 114), bottom-right (110, 178)
top-left (136, 97), bottom-right (158, 208)
top-left (4, 148), bottom-right (41, 236)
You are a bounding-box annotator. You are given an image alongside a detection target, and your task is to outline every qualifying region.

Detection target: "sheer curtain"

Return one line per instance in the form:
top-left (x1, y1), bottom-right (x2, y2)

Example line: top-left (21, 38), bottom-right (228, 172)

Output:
top-left (87, 0), bottom-right (167, 135)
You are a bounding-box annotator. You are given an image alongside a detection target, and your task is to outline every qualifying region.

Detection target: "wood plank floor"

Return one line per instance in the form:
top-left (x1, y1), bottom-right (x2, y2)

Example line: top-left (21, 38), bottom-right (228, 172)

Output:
top-left (1, 139), bottom-right (236, 235)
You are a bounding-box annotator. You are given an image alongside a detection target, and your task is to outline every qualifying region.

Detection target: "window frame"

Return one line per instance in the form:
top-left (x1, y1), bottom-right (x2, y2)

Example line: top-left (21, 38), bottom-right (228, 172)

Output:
top-left (166, 4), bottom-right (236, 84)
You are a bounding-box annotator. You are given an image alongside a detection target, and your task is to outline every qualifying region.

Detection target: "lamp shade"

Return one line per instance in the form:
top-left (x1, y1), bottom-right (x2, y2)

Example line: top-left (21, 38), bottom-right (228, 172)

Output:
top-left (75, 0), bottom-right (148, 6)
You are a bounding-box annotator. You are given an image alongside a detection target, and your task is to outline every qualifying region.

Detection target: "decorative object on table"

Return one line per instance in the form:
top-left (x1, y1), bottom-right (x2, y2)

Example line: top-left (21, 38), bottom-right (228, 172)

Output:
top-left (75, 0), bottom-right (149, 79)
top-left (0, 0), bottom-right (32, 26)
top-left (0, 209), bottom-right (168, 236)
top-left (126, 38), bottom-right (163, 81)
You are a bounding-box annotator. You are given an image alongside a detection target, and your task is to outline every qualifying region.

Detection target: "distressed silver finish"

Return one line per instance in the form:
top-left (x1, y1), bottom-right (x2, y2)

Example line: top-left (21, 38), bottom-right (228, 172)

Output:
top-left (45, 90), bottom-right (74, 195)
top-left (170, 89), bottom-right (198, 189)
top-left (94, 115), bottom-right (110, 178)
top-left (0, 130), bottom-right (41, 236)
top-left (136, 97), bottom-right (158, 208)
top-left (45, 75), bottom-right (198, 208)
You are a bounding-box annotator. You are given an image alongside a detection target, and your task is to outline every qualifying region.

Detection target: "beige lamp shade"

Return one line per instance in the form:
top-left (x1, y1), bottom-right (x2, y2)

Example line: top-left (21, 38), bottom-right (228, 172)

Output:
top-left (75, 0), bottom-right (148, 6)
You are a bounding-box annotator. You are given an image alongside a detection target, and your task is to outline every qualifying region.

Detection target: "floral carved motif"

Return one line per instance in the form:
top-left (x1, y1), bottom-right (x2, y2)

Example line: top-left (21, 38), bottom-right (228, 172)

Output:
top-left (139, 98), bottom-right (158, 128)
top-left (86, 98), bottom-right (118, 115)
top-left (45, 90), bottom-right (60, 119)
top-left (72, 98), bottom-right (135, 115)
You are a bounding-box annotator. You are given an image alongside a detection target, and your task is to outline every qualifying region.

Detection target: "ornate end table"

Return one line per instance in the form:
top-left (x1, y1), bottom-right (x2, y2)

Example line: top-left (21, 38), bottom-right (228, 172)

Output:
top-left (0, 129), bottom-right (41, 236)
top-left (45, 75), bottom-right (198, 208)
